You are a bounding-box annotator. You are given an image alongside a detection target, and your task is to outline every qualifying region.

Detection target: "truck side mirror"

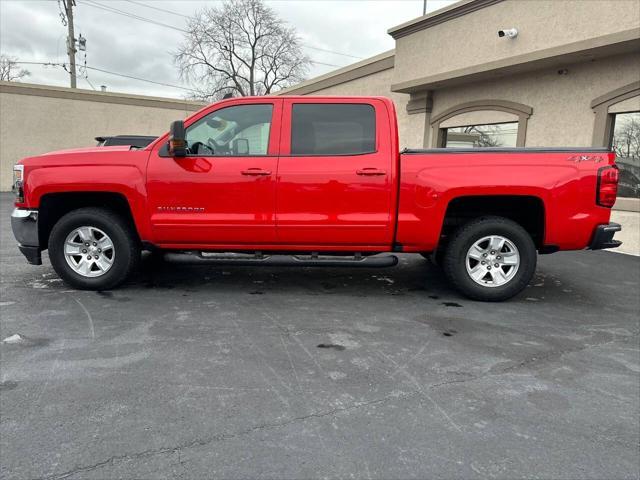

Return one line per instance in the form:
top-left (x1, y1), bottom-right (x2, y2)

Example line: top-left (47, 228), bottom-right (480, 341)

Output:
top-left (168, 120), bottom-right (187, 157)
top-left (232, 138), bottom-right (250, 155)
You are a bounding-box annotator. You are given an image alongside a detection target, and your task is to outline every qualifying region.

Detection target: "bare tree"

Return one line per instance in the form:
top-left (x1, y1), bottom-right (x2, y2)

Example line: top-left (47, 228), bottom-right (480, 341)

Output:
top-left (175, 0), bottom-right (310, 101)
top-left (0, 55), bottom-right (30, 82)
top-left (462, 125), bottom-right (503, 147)
top-left (611, 113), bottom-right (640, 198)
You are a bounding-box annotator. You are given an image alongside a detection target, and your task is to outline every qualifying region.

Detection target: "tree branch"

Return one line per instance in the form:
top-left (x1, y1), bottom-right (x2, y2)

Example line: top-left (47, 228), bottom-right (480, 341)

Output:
top-left (173, 0), bottom-right (310, 100)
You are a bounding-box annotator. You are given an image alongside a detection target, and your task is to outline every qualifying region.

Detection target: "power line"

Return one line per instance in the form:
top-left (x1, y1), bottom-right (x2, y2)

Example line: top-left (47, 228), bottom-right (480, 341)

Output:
top-left (84, 65), bottom-right (197, 92)
top-left (123, 0), bottom-right (190, 19)
top-left (19, 58), bottom-right (344, 80)
top-left (84, 76), bottom-right (97, 91)
top-left (63, 1), bottom-right (351, 73)
top-left (122, 0), bottom-right (363, 59)
top-left (302, 44), bottom-right (362, 60)
top-left (310, 60), bottom-right (343, 68)
top-left (79, 0), bottom-right (188, 33)
top-left (14, 61), bottom-right (197, 92)
top-left (79, 0), bottom-right (356, 64)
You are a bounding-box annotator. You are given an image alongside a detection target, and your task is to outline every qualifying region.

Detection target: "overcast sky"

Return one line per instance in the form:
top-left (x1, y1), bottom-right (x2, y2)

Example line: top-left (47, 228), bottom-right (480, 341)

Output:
top-left (0, 0), bottom-right (455, 99)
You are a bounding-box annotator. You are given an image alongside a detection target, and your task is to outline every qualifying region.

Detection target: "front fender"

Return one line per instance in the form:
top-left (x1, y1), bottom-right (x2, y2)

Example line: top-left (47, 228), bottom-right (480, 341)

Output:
top-left (25, 164), bottom-right (152, 242)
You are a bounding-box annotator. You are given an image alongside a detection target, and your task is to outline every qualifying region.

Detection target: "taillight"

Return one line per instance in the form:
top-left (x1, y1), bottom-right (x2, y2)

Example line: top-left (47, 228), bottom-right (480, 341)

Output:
top-left (596, 165), bottom-right (618, 208)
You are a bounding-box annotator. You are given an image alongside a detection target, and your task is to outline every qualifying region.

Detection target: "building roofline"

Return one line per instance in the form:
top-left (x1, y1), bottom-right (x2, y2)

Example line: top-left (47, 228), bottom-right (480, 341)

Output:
top-left (276, 50), bottom-right (395, 96)
top-left (0, 80), bottom-right (206, 111)
top-left (388, 0), bottom-right (504, 39)
top-left (391, 28), bottom-right (640, 93)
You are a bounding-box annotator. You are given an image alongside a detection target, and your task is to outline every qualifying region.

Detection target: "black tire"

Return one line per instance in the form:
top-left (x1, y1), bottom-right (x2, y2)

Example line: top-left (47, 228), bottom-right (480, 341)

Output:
top-left (442, 216), bottom-right (536, 301)
top-left (48, 207), bottom-right (140, 290)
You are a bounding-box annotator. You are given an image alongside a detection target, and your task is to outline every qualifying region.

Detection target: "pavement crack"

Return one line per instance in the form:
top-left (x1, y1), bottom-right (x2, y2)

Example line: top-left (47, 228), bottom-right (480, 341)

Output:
top-left (498, 335), bottom-right (638, 374)
top-left (428, 375), bottom-right (480, 389)
top-left (40, 391), bottom-right (419, 480)
top-left (424, 336), bottom-right (640, 391)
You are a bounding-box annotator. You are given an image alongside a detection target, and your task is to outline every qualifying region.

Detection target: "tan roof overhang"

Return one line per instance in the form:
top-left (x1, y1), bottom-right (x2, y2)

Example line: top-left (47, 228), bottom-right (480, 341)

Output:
top-left (391, 28), bottom-right (640, 94)
top-left (388, 0), bottom-right (504, 39)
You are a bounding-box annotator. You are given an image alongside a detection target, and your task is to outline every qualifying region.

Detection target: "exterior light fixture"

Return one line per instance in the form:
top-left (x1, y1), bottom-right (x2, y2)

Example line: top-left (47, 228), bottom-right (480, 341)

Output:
top-left (498, 28), bottom-right (518, 39)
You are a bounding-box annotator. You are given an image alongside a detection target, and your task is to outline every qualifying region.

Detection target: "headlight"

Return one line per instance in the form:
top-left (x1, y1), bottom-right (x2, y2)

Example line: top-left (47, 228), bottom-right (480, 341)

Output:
top-left (12, 165), bottom-right (24, 202)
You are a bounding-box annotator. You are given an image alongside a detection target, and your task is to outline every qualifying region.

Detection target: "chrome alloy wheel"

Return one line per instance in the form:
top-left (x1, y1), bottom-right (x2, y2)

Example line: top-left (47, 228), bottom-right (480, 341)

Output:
top-left (63, 226), bottom-right (115, 278)
top-left (465, 235), bottom-right (519, 287)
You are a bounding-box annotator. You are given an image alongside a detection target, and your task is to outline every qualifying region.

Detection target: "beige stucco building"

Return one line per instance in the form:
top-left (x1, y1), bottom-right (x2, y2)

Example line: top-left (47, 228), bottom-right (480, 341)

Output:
top-left (279, 0), bottom-right (640, 202)
top-left (1, 0), bottom-right (638, 203)
top-left (0, 81), bottom-right (205, 191)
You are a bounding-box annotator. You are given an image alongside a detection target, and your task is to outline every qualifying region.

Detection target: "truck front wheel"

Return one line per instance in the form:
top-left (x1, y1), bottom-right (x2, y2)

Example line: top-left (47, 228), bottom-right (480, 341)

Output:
top-left (48, 207), bottom-right (140, 290)
top-left (442, 216), bottom-right (536, 301)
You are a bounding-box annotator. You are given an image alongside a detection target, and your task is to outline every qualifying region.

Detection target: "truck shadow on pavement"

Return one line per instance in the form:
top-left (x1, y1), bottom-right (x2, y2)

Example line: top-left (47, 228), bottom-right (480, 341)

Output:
top-left (131, 253), bottom-right (472, 301)
top-left (126, 252), bottom-right (593, 308)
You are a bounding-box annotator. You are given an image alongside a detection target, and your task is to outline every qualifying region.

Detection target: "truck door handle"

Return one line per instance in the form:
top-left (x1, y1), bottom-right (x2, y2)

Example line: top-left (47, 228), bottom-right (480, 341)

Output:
top-left (356, 168), bottom-right (386, 176)
top-left (241, 168), bottom-right (271, 176)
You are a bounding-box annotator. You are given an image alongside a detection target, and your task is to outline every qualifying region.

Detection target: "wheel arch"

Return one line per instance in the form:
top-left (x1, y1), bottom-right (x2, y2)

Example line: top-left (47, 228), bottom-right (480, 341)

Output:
top-left (38, 191), bottom-right (141, 249)
top-left (440, 195), bottom-right (546, 249)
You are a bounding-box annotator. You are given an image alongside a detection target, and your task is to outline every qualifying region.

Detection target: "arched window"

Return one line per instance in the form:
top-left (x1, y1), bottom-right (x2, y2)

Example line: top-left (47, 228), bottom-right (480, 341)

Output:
top-left (430, 100), bottom-right (533, 148)
top-left (592, 82), bottom-right (640, 199)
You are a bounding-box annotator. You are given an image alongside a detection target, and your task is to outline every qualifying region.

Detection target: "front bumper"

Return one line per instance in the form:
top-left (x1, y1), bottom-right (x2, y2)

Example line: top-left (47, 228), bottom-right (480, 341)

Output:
top-left (589, 222), bottom-right (622, 250)
top-left (11, 208), bottom-right (42, 265)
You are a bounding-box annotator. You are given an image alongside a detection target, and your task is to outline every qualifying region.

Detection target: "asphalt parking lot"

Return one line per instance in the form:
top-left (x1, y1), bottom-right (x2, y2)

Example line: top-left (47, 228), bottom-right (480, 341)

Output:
top-left (1, 192), bottom-right (639, 480)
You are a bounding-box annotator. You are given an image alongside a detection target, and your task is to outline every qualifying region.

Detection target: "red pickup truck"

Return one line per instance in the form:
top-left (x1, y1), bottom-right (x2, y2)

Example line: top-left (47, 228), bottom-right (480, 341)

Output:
top-left (11, 96), bottom-right (621, 301)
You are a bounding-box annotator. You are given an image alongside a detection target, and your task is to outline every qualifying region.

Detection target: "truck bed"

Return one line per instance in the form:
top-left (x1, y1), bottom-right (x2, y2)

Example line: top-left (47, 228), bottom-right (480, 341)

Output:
top-left (395, 147), bottom-right (616, 253)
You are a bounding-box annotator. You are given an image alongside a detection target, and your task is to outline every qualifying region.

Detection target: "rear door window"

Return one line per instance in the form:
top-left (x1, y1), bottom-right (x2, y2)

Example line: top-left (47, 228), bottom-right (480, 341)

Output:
top-left (291, 104), bottom-right (376, 155)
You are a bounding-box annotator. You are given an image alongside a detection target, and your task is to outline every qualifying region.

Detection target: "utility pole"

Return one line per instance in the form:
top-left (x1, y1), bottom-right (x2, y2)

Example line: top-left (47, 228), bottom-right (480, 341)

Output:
top-left (64, 0), bottom-right (77, 88)
top-left (423, 0), bottom-right (427, 15)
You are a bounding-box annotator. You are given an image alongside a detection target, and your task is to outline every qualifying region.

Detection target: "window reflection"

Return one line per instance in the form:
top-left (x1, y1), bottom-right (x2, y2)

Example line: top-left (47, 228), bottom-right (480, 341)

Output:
top-left (611, 111), bottom-right (640, 199)
top-left (444, 122), bottom-right (518, 148)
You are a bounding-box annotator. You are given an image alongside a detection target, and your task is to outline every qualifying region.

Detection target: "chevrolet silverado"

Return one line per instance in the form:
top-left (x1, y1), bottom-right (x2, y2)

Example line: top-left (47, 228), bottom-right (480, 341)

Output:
top-left (11, 96), bottom-right (621, 300)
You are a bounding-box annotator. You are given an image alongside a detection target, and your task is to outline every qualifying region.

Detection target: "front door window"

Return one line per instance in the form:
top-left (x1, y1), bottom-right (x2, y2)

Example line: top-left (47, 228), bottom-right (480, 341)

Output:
top-left (186, 104), bottom-right (273, 156)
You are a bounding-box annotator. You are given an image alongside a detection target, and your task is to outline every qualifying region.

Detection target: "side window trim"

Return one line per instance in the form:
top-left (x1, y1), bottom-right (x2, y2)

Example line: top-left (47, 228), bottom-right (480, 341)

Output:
top-left (278, 151), bottom-right (378, 158)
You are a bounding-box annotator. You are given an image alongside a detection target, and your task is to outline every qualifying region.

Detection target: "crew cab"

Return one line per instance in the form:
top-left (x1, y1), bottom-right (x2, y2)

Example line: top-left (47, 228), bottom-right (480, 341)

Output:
top-left (11, 96), bottom-right (621, 301)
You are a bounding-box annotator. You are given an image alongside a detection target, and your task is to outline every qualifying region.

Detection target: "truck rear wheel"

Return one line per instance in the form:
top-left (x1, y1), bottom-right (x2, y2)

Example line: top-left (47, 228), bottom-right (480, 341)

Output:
top-left (48, 207), bottom-right (139, 290)
top-left (442, 216), bottom-right (536, 301)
